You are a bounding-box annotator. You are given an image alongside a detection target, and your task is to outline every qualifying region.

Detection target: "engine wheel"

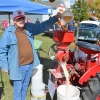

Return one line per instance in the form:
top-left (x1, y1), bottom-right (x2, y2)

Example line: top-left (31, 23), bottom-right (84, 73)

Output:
top-left (80, 72), bottom-right (100, 100)
top-left (48, 44), bottom-right (58, 60)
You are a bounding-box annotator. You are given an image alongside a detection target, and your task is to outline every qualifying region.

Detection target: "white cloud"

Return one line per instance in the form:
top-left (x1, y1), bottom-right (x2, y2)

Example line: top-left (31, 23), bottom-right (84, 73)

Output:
top-left (70, 0), bottom-right (75, 5)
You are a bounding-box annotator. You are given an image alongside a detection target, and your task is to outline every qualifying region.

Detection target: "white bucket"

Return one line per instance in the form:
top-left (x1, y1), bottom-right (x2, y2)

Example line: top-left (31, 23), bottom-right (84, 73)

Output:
top-left (31, 64), bottom-right (43, 82)
top-left (57, 85), bottom-right (80, 100)
top-left (31, 83), bottom-right (46, 100)
top-left (31, 96), bottom-right (46, 100)
top-left (31, 79), bottom-right (43, 88)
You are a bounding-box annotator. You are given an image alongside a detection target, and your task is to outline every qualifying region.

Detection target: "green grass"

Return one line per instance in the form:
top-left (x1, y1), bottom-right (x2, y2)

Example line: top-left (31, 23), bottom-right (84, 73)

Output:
top-left (0, 32), bottom-right (55, 100)
top-left (0, 31), bottom-right (3, 37)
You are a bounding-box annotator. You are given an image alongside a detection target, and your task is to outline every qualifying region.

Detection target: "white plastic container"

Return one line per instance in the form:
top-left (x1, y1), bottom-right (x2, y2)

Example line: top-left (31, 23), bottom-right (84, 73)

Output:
top-left (31, 83), bottom-right (46, 100)
top-left (57, 84), bottom-right (80, 100)
top-left (31, 64), bottom-right (43, 83)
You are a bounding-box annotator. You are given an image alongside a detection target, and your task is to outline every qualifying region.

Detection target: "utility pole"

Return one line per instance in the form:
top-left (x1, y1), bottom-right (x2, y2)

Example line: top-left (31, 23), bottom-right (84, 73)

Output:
top-left (75, 0), bottom-right (82, 43)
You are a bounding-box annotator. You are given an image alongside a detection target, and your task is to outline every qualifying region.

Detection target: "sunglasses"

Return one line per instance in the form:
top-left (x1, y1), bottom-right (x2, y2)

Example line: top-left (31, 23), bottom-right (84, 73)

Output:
top-left (16, 17), bottom-right (25, 21)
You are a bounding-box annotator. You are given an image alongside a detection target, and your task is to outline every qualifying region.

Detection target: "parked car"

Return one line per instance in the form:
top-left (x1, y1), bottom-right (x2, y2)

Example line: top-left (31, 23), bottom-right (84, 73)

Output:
top-left (76, 21), bottom-right (100, 43)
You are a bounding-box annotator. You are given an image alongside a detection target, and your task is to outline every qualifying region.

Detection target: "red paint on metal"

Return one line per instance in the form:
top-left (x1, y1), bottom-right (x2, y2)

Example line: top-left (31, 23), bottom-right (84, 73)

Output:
top-left (56, 50), bottom-right (69, 62)
top-left (53, 30), bottom-right (74, 47)
top-left (96, 94), bottom-right (100, 100)
top-left (79, 46), bottom-right (100, 54)
top-left (79, 64), bottom-right (100, 84)
top-left (50, 29), bottom-right (100, 90)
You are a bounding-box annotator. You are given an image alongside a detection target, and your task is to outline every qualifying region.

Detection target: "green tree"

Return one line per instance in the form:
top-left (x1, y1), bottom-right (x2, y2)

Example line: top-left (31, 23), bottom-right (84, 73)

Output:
top-left (92, 0), bottom-right (100, 18)
top-left (86, 0), bottom-right (94, 13)
top-left (71, 0), bottom-right (88, 21)
top-left (85, 0), bottom-right (100, 18)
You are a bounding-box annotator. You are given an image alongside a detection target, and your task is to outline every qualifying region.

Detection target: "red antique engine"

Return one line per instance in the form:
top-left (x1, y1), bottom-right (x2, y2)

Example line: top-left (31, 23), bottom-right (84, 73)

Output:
top-left (48, 30), bottom-right (100, 100)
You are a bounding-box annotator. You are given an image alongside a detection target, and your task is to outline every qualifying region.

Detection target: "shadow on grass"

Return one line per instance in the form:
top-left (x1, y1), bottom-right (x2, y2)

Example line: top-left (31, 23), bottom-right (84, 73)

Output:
top-left (0, 71), bottom-right (5, 99)
top-left (42, 33), bottom-right (53, 39)
top-left (40, 57), bottom-right (54, 83)
top-left (10, 80), bottom-right (13, 86)
top-left (0, 86), bottom-right (5, 99)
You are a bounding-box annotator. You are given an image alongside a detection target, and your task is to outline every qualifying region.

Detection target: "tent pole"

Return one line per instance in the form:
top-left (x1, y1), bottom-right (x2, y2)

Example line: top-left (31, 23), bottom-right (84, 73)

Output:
top-left (8, 12), bottom-right (11, 25)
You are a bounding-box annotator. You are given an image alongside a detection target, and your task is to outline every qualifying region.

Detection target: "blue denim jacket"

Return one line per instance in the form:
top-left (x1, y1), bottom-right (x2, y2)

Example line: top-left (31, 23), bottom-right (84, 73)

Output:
top-left (0, 16), bottom-right (58, 80)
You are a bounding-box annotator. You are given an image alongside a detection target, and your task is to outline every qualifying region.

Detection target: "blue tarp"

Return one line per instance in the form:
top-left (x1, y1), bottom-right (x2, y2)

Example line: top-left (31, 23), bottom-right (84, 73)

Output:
top-left (0, 0), bottom-right (52, 14)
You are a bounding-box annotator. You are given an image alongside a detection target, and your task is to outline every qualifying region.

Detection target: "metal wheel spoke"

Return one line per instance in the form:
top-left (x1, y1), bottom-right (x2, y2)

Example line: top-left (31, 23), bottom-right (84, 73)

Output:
top-left (48, 44), bottom-right (58, 60)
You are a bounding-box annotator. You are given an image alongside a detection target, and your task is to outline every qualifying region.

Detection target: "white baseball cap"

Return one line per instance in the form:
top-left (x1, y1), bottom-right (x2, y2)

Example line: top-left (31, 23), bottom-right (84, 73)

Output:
top-left (12, 10), bottom-right (26, 19)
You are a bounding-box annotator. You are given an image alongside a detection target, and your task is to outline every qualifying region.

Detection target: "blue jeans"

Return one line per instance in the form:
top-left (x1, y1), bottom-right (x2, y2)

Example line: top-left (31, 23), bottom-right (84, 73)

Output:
top-left (13, 63), bottom-right (33, 100)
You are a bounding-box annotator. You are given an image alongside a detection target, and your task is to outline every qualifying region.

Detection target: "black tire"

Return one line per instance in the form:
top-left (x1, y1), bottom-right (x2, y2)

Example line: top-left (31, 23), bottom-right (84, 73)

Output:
top-left (80, 72), bottom-right (100, 100)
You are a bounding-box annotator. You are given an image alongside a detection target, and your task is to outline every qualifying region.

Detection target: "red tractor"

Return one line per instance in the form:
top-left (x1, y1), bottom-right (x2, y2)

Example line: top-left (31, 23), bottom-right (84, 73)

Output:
top-left (48, 30), bottom-right (100, 100)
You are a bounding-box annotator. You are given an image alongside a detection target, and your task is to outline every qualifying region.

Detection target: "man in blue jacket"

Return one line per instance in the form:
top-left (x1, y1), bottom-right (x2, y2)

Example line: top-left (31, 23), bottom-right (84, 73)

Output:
top-left (0, 10), bottom-right (62, 100)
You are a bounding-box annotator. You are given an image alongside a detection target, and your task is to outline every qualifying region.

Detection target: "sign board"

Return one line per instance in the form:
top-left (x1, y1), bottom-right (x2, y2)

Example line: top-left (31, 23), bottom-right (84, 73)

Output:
top-left (57, 3), bottom-right (66, 13)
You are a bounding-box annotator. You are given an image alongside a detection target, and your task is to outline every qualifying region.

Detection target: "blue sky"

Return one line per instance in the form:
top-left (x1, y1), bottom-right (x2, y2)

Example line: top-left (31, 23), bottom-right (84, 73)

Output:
top-left (70, 0), bottom-right (75, 5)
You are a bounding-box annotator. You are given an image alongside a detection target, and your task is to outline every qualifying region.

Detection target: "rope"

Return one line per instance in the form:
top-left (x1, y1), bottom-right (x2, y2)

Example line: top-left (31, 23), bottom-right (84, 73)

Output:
top-left (32, 93), bottom-right (46, 99)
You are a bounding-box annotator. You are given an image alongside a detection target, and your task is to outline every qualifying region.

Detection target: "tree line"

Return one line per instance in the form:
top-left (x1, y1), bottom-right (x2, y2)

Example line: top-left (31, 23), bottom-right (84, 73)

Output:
top-left (71, 0), bottom-right (100, 21)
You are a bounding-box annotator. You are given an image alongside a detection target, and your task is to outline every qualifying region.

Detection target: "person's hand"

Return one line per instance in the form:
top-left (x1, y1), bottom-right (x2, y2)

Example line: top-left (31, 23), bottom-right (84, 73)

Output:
top-left (4, 70), bottom-right (9, 75)
top-left (56, 12), bottom-right (62, 19)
